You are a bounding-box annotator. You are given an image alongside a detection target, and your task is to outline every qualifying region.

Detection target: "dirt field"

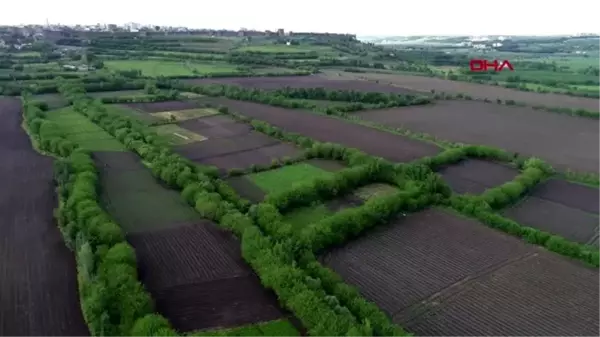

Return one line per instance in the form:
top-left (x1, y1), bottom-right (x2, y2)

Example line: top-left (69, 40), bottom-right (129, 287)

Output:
top-left (438, 159), bottom-right (519, 194)
top-left (321, 208), bottom-right (599, 336)
top-left (0, 97), bottom-right (89, 335)
top-left (174, 115), bottom-right (304, 172)
top-left (356, 100), bottom-right (599, 173)
top-left (128, 222), bottom-right (283, 332)
top-left (503, 179), bottom-right (599, 245)
top-left (94, 151), bottom-right (201, 232)
top-left (182, 75), bottom-right (422, 94)
top-left (124, 100), bottom-right (204, 113)
top-left (200, 98), bottom-right (441, 163)
top-left (327, 70), bottom-right (600, 111)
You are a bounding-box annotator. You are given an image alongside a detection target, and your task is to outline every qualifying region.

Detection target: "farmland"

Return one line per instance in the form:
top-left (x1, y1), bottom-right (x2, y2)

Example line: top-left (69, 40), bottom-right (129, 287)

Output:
top-left (1, 27), bottom-right (599, 337)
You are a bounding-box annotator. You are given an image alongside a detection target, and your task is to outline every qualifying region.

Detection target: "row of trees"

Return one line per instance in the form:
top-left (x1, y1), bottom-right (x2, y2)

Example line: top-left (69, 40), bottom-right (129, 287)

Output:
top-left (58, 82), bottom-right (409, 336)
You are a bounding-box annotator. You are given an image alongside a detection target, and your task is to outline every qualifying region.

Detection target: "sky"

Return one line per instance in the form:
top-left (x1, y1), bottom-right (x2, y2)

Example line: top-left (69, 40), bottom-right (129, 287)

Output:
top-left (1, 0), bottom-right (598, 37)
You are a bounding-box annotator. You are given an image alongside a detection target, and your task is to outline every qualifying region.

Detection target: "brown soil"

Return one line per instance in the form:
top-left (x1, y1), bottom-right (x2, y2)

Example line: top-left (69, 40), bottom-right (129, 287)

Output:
top-left (182, 75), bottom-right (421, 94)
top-left (0, 97), bottom-right (89, 335)
top-left (438, 159), bottom-right (519, 195)
top-left (305, 158), bottom-right (347, 172)
top-left (328, 70), bottom-right (600, 111)
top-left (200, 98), bottom-right (441, 163)
top-left (503, 197), bottom-right (598, 245)
top-left (321, 208), bottom-right (599, 336)
top-left (356, 100), bottom-right (599, 173)
top-left (127, 222), bottom-right (283, 332)
top-left (124, 100), bottom-right (203, 113)
top-left (226, 176), bottom-right (266, 203)
top-left (175, 115), bottom-right (303, 171)
top-left (531, 179), bottom-right (599, 214)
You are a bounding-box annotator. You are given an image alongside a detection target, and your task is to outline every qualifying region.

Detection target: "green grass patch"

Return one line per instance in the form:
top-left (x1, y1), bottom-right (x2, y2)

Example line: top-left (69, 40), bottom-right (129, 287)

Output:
top-left (353, 183), bottom-right (399, 200)
top-left (237, 44), bottom-right (330, 54)
top-left (150, 108), bottom-right (219, 122)
top-left (150, 124), bottom-right (207, 145)
top-left (108, 105), bottom-right (160, 124)
top-left (104, 60), bottom-right (240, 76)
top-left (283, 204), bottom-right (333, 230)
top-left (248, 163), bottom-right (333, 195)
top-left (100, 157), bottom-right (200, 232)
top-left (46, 107), bottom-right (125, 151)
top-left (88, 90), bottom-right (146, 98)
top-left (188, 319), bottom-right (299, 336)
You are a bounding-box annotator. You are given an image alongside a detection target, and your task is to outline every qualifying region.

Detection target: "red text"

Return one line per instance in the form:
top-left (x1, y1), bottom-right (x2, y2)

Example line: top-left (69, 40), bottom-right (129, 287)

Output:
top-left (469, 59), bottom-right (514, 72)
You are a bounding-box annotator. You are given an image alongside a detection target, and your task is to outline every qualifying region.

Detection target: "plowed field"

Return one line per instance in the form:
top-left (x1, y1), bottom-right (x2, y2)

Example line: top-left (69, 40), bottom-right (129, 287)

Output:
top-left (124, 100), bottom-right (203, 113)
top-left (182, 75), bottom-right (421, 94)
top-left (438, 159), bottom-right (519, 194)
top-left (200, 98), bottom-right (441, 163)
top-left (356, 100), bottom-right (599, 173)
top-left (503, 179), bottom-right (599, 245)
top-left (321, 208), bottom-right (599, 336)
top-left (328, 70), bottom-right (600, 111)
top-left (128, 222), bottom-right (283, 332)
top-left (174, 115), bottom-right (303, 172)
top-left (0, 97), bottom-right (89, 335)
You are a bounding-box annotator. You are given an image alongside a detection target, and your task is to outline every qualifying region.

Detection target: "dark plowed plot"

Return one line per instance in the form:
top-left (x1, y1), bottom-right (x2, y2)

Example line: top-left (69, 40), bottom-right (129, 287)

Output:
top-left (356, 101), bottom-right (599, 173)
top-left (128, 223), bottom-right (283, 332)
top-left (503, 197), bottom-right (598, 245)
top-left (438, 159), bottom-right (519, 194)
top-left (531, 178), bottom-right (599, 214)
top-left (321, 208), bottom-right (599, 336)
top-left (201, 98), bottom-right (441, 163)
top-left (332, 70), bottom-right (600, 111)
top-left (175, 115), bottom-right (303, 171)
top-left (124, 100), bottom-right (202, 113)
top-left (31, 93), bottom-right (69, 109)
top-left (182, 75), bottom-right (421, 94)
top-left (94, 151), bottom-right (200, 232)
top-left (0, 97), bottom-right (88, 335)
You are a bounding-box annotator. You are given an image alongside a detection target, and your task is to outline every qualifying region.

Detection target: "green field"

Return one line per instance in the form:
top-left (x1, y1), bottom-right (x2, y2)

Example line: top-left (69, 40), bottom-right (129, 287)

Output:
top-left (188, 319), bottom-right (299, 336)
top-left (104, 60), bottom-right (240, 76)
top-left (248, 163), bottom-right (334, 195)
top-left (236, 44), bottom-right (330, 53)
top-left (46, 107), bottom-right (126, 151)
top-left (99, 154), bottom-right (201, 232)
top-left (106, 104), bottom-right (160, 124)
top-left (88, 90), bottom-right (147, 98)
top-left (150, 124), bottom-right (207, 145)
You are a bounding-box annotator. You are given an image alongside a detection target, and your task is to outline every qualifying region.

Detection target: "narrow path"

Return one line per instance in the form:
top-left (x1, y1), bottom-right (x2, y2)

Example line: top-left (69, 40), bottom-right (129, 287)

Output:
top-left (0, 97), bottom-right (89, 335)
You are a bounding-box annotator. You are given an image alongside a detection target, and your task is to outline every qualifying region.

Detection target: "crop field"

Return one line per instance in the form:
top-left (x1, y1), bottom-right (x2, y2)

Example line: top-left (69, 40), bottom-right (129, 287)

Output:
top-left (104, 60), bottom-right (240, 77)
top-left (437, 159), bottom-right (519, 194)
top-left (235, 44), bottom-right (333, 54)
top-left (128, 222), bottom-right (285, 332)
top-left (182, 75), bottom-right (422, 94)
top-left (0, 97), bottom-right (89, 335)
top-left (355, 100), bottom-right (600, 173)
top-left (150, 108), bottom-right (219, 122)
top-left (174, 114), bottom-right (304, 172)
top-left (94, 151), bottom-right (201, 232)
top-left (201, 98), bottom-right (441, 163)
top-left (46, 107), bottom-right (126, 151)
top-left (321, 208), bottom-right (599, 336)
top-left (31, 93), bottom-right (69, 109)
top-left (124, 100), bottom-right (205, 113)
top-left (503, 179), bottom-right (599, 245)
top-left (87, 90), bottom-right (146, 98)
top-left (326, 70), bottom-right (600, 111)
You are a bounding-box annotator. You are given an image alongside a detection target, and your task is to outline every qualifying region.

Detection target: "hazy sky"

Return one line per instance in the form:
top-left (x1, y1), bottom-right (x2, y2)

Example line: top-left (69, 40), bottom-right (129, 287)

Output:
top-left (1, 0), bottom-right (598, 36)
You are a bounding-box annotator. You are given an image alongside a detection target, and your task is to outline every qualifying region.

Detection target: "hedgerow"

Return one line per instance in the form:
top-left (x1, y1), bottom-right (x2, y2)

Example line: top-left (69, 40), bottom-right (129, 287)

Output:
top-left (21, 94), bottom-right (162, 336)
top-left (59, 83), bottom-right (410, 336)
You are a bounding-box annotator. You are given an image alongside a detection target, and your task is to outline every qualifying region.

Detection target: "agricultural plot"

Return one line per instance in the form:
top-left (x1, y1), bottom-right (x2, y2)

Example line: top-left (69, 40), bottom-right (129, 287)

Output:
top-left (31, 93), bottom-right (69, 109)
top-left (174, 114), bottom-right (304, 172)
top-left (201, 98), bottom-right (441, 163)
top-left (150, 107), bottom-right (219, 122)
top-left (94, 151), bottom-right (200, 233)
top-left (321, 208), bottom-right (599, 336)
top-left (46, 107), bottom-right (126, 151)
top-left (150, 124), bottom-right (207, 145)
top-left (128, 222), bottom-right (284, 332)
top-left (503, 179), bottom-right (599, 245)
top-left (235, 44), bottom-right (332, 53)
top-left (356, 100), bottom-right (599, 173)
top-left (182, 75), bottom-right (422, 94)
top-left (104, 60), bottom-right (240, 77)
top-left (0, 97), bottom-right (89, 335)
top-left (124, 100), bottom-right (205, 113)
top-left (327, 70), bottom-right (600, 111)
top-left (437, 159), bottom-right (519, 194)
top-left (87, 90), bottom-right (146, 98)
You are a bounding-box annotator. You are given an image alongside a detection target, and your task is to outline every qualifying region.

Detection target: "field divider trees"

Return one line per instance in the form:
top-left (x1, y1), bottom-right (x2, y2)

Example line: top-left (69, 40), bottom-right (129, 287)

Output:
top-left (58, 82), bottom-right (410, 336)
top-left (20, 93), bottom-right (168, 336)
